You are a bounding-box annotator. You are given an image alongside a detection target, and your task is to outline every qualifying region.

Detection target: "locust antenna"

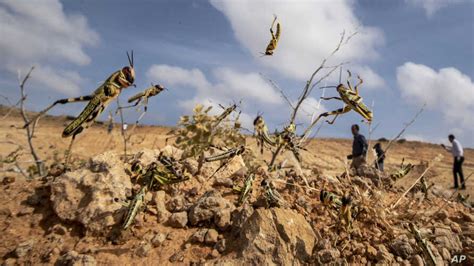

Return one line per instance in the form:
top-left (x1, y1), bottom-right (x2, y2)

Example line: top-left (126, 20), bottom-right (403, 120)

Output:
top-left (127, 50), bottom-right (134, 67)
top-left (338, 66), bottom-right (342, 84)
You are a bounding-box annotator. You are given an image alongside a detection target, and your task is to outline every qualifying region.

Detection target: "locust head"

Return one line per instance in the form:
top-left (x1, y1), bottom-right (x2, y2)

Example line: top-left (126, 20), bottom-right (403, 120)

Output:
top-left (253, 115), bottom-right (264, 126)
top-left (154, 84), bottom-right (165, 92)
top-left (151, 84), bottom-right (166, 96)
top-left (120, 50), bottom-right (135, 87)
top-left (336, 84), bottom-right (348, 94)
top-left (265, 50), bottom-right (274, 56)
top-left (121, 66), bottom-right (135, 86)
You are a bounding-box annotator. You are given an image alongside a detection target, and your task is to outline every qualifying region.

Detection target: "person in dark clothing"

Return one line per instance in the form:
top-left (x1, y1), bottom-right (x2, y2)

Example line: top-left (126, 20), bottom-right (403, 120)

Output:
top-left (441, 134), bottom-right (465, 189)
top-left (373, 142), bottom-right (385, 171)
top-left (347, 124), bottom-right (368, 170)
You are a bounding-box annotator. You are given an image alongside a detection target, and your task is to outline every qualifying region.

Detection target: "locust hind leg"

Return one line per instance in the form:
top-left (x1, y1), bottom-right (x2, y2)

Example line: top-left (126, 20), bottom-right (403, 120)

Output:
top-left (324, 106), bottom-right (352, 124)
top-left (24, 95), bottom-right (93, 128)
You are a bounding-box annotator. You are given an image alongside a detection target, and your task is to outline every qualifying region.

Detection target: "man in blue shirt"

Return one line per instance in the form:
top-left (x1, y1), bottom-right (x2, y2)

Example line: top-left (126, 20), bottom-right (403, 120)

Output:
top-left (347, 124), bottom-right (368, 171)
top-left (442, 134), bottom-right (465, 189)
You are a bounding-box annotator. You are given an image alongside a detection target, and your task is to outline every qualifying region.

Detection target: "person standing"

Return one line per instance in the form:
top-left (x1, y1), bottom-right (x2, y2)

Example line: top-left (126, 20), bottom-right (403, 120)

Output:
top-left (373, 142), bottom-right (385, 171)
top-left (441, 134), bottom-right (465, 189)
top-left (347, 124), bottom-right (368, 170)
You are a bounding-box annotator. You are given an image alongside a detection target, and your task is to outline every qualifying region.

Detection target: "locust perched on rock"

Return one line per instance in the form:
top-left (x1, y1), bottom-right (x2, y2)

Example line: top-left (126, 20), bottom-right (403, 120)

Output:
top-left (122, 185), bottom-right (148, 230)
top-left (390, 158), bottom-right (414, 181)
top-left (233, 172), bottom-right (255, 206)
top-left (320, 190), bottom-right (342, 210)
top-left (204, 145), bottom-right (246, 179)
top-left (261, 179), bottom-right (286, 208)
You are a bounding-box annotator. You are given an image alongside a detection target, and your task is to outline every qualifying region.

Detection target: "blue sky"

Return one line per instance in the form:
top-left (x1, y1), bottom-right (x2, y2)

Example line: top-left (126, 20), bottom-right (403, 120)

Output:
top-left (0, 0), bottom-right (473, 146)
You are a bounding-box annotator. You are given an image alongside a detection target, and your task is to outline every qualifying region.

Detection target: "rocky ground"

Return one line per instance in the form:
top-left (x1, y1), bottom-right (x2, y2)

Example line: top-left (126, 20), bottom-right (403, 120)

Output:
top-left (0, 106), bottom-right (473, 265)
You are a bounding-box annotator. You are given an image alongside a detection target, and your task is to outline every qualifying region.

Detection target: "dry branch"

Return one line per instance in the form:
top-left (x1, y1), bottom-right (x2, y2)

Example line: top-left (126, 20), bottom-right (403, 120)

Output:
top-left (378, 104), bottom-right (425, 161)
top-left (267, 30), bottom-right (356, 170)
top-left (17, 66), bottom-right (45, 176)
top-left (116, 97), bottom-right (128, 160)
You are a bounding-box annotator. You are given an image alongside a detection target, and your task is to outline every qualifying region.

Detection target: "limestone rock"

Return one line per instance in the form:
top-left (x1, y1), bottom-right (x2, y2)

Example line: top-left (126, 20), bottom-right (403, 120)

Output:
top-left (188, 191), bottom-right (235, 230)
top-left (389, 235), bottom-right (414, 259)
top-left (50, 151), bottom-right (132, 234)
top-left (168, 211), bottom-right (188, 228)
top-left (235, 208), bottom-right (316, 265)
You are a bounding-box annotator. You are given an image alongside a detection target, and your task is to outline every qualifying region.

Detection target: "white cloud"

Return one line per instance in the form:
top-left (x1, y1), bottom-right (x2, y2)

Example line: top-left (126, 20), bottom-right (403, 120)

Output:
top-left (0, 0), bottom-right (99, 95)
top-left (397, 62), bottom-right (474, 143)
top-left (209, 0), bottom-right (384, 82)
top-left (147, 64), bottom-right (283, 110)
top-left (405, 0), bottom-right (452, 17)
top-left (28, 65), bottom-right (82, 95)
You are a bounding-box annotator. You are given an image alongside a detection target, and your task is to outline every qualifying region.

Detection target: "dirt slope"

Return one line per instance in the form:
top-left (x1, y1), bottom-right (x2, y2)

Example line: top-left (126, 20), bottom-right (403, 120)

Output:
top-left (0, 106), bottom-right (473, 265)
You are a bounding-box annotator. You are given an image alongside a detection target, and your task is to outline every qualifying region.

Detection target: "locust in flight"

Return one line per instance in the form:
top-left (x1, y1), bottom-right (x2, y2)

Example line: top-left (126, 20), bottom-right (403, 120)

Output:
top-left (24, 51), bottom-right (136, 165)
top-left (117, 83), bottom-right (166, 128)
top-left (262, 15), bottom-right (281, 56)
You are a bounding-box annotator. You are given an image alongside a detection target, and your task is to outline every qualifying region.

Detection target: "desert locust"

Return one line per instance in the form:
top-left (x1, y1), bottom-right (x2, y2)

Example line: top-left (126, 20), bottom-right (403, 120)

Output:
top-left (233, 172), bottom-right (255, 206)
top-left (261, 179), bottom-right (286, 208)
top-left (122, 185), bottom-right (148, 230)
top-left (24, 51), bottom-right (136, 166)
top-left (117, 83), bottom-right (166, 128)
top-left (262, 15), bottom-right (281, 56)
top-left (304, 70), bottom-right (372, 137)
top-left (391, 158), bottom-right (414, 181)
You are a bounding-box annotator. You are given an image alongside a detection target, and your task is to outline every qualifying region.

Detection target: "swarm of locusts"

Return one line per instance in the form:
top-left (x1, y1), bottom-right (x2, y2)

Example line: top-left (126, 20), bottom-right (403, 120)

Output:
top-left (21, 15), bottom-right (378, 231)
top-left (9, 13), bottom-right (464, 265)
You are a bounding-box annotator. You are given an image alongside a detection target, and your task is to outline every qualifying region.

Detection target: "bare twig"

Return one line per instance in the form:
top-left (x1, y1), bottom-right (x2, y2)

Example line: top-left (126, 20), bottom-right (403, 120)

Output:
top-left (366, 100), bottom-right (375, 161)
top-left (260, 73), bottom-right (295, 110)
top-left (17, 67), bottom-right (45, 176)
top-left (379, 104), bottom-right (425, 162)
top-left (267, 30), bottom-right (357, 170)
